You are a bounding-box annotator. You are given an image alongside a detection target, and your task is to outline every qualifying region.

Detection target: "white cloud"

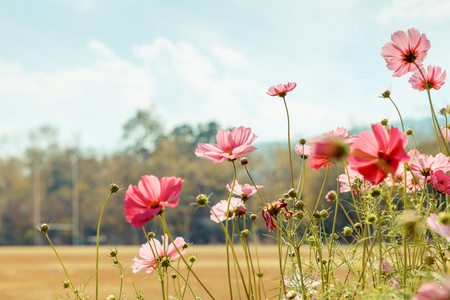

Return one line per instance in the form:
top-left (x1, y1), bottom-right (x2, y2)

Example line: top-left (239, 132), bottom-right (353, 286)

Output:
top-left (375, 0), bottom-right (450, 25)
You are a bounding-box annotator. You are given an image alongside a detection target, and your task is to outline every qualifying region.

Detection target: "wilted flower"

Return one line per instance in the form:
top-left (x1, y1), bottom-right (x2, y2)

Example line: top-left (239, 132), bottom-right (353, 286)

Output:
top-left (262, 199), bottom-right (291, 232)
top-left (195, 126), bottom-right (258, 163)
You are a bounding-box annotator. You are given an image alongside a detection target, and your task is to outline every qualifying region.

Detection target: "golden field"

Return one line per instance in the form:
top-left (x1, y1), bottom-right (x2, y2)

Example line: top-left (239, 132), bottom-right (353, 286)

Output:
top-left (0, 244), bottom-right (281, 300)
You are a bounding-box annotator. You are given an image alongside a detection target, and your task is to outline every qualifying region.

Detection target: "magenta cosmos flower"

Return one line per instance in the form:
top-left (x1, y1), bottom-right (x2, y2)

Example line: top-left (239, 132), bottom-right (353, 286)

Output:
top-left (409, 65), bottom-right (446, 91)
top-left (195, 126), bottom-right (258, 163)
top-left (381, 28), bottom-right (431, 77)
top-left (124, 175), bottom-right (184, 228)
top-left (132, 234), bottom-right (186, 274)
top-left (430, 170), bottom-right (450, 195)
top-left (267, 82), bottom-right (297, 97)
top-left (348, 124), bottom-right (409, 185)
top-left (210, 197), bottom-right (245, 223)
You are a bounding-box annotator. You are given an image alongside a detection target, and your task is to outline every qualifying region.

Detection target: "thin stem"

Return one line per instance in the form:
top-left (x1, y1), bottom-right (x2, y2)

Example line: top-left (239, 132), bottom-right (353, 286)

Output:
top-left (282, 96), bottom-right (295, 189)
top-left (96, 191), bottom-right (114, 300)
top-left (388, 96), bottom-right (405, 132)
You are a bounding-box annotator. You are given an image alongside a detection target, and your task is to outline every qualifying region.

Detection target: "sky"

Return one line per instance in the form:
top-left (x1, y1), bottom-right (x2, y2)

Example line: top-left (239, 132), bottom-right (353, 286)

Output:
top-left (1, 0), bottom-right (450, 155)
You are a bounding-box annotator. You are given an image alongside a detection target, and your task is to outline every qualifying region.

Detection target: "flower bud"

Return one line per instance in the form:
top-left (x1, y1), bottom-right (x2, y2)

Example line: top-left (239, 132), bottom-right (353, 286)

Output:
top-left (39, 223), bottom-right (49, 233)
top-left (424, 253), bottom-right (435, 266)
top-left (63, 280), bottom-right (70, 289)
top-left (330, 233), bottom-right (339, 240)
top-left (367, 214), bottom-right (377, 223)
top-left (294, 211), bottom-right (304, 220)
top-left (170, 272), bottom-right (178, 279)
top-left (406, 128), bottom-right (414, 136)
top-left (343, 226), bottom-right (353, 237)
top-left (235, 205), bottom-right (246, 217)
top-left (320, 209), bottom-right (329, 219)
top-left (240, 157), bottom-right (249, 165)
top-left (286, 291), bottom-right (298, 299)
top-left (160, 257), bottom-right (171, 268)
top-left (380, 90), bottom-right (391, 98)
top-left (250, 214), bottom-right (257, 221)
top-left (241, 229), bottom-right (251, 238)
top-left (380, 119), bottom-right (389, 126)
top-left (109, 183), bottom-right (120, 193)
top-left (354, 223), bottom-right (361, 230)
top-left (287, 188), bottom-right (297, 198)
top-left (256, 272), bottom-right (264, 278)
top-left (299, 138), bottom-right (307, 145)
top-left (182, 243), bottom-right (189, 250)
top-left (109, 249), bottom-right (118, 257)
top-left (188, 255), bottom-right (197, 263)
top-left (294, 200), bottom-right (304, 210)
top-left (147, 232), bottom-right (156, 239)
top-left (325, 190), bottom-right (337, 202)
top-left (107, 295), bottom-right (116, 300)
top-left (313, 211), bottom-right (321, 219)
top-left (196, 194), bottom-right (209, 206)
top-left (369, 187), bottom-right (381, 197)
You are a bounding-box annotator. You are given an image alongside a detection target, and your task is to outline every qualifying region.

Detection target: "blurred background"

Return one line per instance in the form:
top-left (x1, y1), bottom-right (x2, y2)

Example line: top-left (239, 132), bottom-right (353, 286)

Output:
top-left (0, 0), bottom-right (449, 245)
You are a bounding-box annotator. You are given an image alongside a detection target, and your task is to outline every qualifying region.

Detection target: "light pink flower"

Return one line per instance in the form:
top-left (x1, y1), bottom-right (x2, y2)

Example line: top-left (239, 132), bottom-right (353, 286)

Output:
top-left (409, 65), bottom-right (446, 91)
top-left (284, 271), bottom-right (320, 299)
top-left (210, 197), bottom-right (245, 223)
top-left (412, 281), bottom-right (450, 300)
top-left (428, 212), bottom-right (450, 239)
top-left (411, 152), bottom-right (450, 181)
top-left (124, 175), bottom-right (184, 228)
top-left (309, 127), bottom-right (355, 170)
top-left (348, 124), bottom-right (409, 184)
top-left (431, 170), bottom-right (450, 194)
top-left (381, 28), bottom-right (431, 77)
top-left (295, 144), bottom-right (312, 159)
top-left (441, 126), bottom-right (450, 142)
top-left (226, 180), bottom-right (262, 201)
top-left (267, 82), bottom-right (297, 97)
top-left (195, 126), bottom-right (258, 163)
top-left (132, 235), bottom-right (186, 274)
top-left (338, 167), bottom-right (371, 194)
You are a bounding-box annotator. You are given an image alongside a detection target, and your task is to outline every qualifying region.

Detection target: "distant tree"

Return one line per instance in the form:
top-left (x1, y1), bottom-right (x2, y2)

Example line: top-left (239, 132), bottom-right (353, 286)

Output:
top-left (122, 108), bottom-right (163, 159)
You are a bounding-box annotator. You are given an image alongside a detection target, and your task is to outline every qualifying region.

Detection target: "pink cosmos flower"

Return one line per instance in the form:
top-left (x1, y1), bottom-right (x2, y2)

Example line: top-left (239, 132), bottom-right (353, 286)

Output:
top-left (409, 65), bottom-right (446, 91)
top-left (441, 126), bottom-right (450, 142)
top-left (267, 82), bottom-right (297, 97)
top-left (381, 28), bottom-right (431, 77)
top-left (411, 152), bottom-right (450, 182)
top-left (226, 180), bottom-right (262, 201)
top-left (124, 175), bottom-right (184, 228)
top-left (132, 234), bottom-right (186, 274)
top-left (431, 170), bottom-right (450, 194)
top-left (427, 212), bottom-right (450, 239)
top-left (284, 271), bottom-right (320, 299)
top-left (338, 167), bottom-right (371, 194)
top-left (348, 124), bottom-right (409, 185)
top-left (295, 144), bottom-right (312, 159)
top-left (309, 127), bottom-right (355, 170)
top-left (210, 197), bottom-right (245, 223)
top-left (195, 126), bottom-right (258, 163)
top-left (412, 281), bottom-right (450, 300)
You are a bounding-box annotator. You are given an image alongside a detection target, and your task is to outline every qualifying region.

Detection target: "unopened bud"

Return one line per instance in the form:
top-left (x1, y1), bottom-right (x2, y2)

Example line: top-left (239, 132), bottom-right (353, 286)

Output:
top-left (294, 200), bottom-right (304, 210)
top-left (39, 223), bottom-right (49, 233)
top-left (330, 233), bottom-right (339, 240)
top-left (406, 128), bottom-right (414, 136)
top-left (188, 255), bottom-right (197, 263)
top-left (182, 243), bottom-right (189, 250)
top-left (380, 119), bottom-right (389, 126)
top-left (235, 205), bottom-right (246, 217)
top-left (294, 211), bottom-right (304, 220)
top-left (240, 157), bottom-right (249, 165)
top-left (109, 249), bottom-right (118, 257)
top-left (250, 214), bottom-right (257, 221)
top-left (354, 223), bottom-right (361, 230)
top-left (367, 214), bottom-right (377, 223)
top-left (196, 194), bottom-right (209, 206)
top-left (320, 209), bottom-right (329, 219)
top-left (286, 291), bottom-right (298, 299)
top-left (325, 190), bottom-right (337, 202)
top-left (424, 253), bottom-right (435, 266)
top-left (147, 232), bottom-right (155, 239)
top-left (370, 187), bottom-right (381, 197)
top-left (63, 280), bottom-right (70, 289)
top-left (380, 90), bottom-right (391, 98)
top-left (170, 272), bottom-right (178, 279)
top-left (287, 188), bottom-right (297, 198)
top-left (299, 138), bottom-right (307, 145)
top-left (107, 295), bottom-right (116, 300)
top-left (241, 229), bottom-right (251, 238)
top-left (343, 226), bottom-right (353, 237)
top-left (109, 183), bottom-right (120, 193)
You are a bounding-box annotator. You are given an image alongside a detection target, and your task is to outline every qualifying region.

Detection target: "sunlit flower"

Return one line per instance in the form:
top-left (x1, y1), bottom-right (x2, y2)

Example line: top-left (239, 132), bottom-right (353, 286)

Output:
top-left (295, 144), bottom-right (312, 159)
top-left (427, 212), bottom-right (450, 239)
top-left (284, 271), bottom-right (321, 299)
top-left (338, 167), bottom-right (371, 194)
top-left (409, 65), bottom-right (446, 91)
top-left (267, 82), bottom-right (297, 97)
top-left (195, 126), bottom-right (258, 163)
top-left (441, 126), bottom-right (450, 142)
top-left (124, 175), bottom-right (184, 228)
top-left (132, 235), bottom-right (186, 274)
top-left (348, 124), bottom-right (409, 184)
top-left (309, 127), bottom-right (354, 170)
top-left (210, 197), bottom-right (245, 223)
top-left (381, 28), bottom-right (431, 77)
top-left (410, 152), bottom-right (450, 182)
top-left (226, 180), bottom-right (262, 201)
top-left (431, 170), bottom-right (450, 195)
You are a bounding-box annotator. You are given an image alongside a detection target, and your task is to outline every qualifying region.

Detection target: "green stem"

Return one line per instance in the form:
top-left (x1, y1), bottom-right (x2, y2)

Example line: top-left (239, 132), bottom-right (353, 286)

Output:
top-left (388, 96), bottom-right (405, 132)
top-left (282, 96), bottom-right (295, 189)
top-left (96, 191), bottom-right (114, 300)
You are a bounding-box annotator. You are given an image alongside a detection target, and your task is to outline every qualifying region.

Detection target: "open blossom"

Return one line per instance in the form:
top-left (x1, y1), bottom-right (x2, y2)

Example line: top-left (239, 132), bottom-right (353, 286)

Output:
top-left (431, 170), bottom-right (450, 194)
top-left (427, 212), bottom-right (450, 239)
top-left (409, 65), bottom-right (446, 91)
top-left (267, 82), bottom-right (297, 97)
top-left (295, 144), bottom-right (312, 159)
top-left (124, 175), bottom-right (184, 228)
top-left (339, 167), bottom-right (371, 194)
top-left (381, 28), bottom-right (431, 77)
top-left (348, 124), bottom-right (409, 185)
top-left (284, 271), bottom-right (320, 299)
top-left (309, 127), bottom-right (355, 170)
top-left (410, 152), bottom-right (450, 181)
top-left (195, 126), bottom-right (258, 163)
top-left (210, 197), bottom-right (245, 223)
top-left (226, 180), bottom-right (262, 201)
top-left (132, 235), bottom-right (186, 274)
top-left (412, 281), bottom-right (450, 300)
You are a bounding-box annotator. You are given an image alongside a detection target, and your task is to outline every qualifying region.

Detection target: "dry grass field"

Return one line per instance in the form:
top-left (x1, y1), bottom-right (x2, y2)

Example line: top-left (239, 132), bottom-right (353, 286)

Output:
top-left (0, 244), bottom-right (281, 300)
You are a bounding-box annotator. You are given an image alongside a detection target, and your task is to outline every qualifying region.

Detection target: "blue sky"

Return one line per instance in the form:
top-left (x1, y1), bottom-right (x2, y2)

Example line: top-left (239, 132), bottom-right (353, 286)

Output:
top-left (1, 0), bottom-right (450, 154)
